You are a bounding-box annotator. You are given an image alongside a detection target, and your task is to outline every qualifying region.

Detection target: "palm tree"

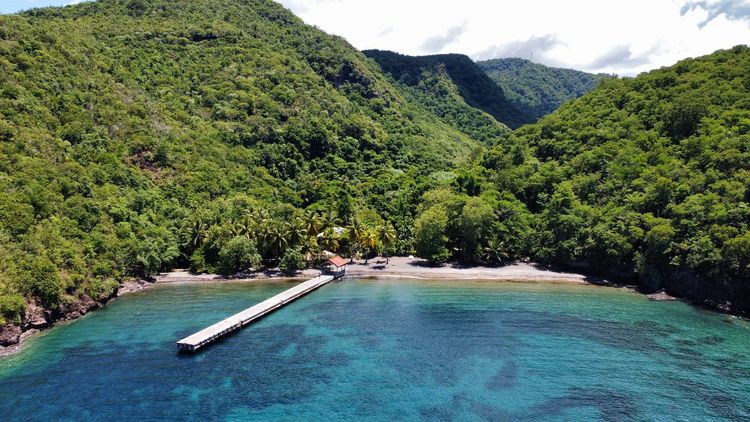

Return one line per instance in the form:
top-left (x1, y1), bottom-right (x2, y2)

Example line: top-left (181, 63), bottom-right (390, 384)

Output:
top-left (482, 239), bottom-right (509, 265)
top-left (362, 229), bottom-right (378, 264)
top-left (377, 223), bottom-right (397, 264)
top-left (187, 217), bottom-right (208, 248)
top-left (267, 222), bottom-right (290, 261)
top-left (252, 209), bottom-right (272, 256)
top-left (320, 227), bottom-right (340, 252)
top-left (345, 216), bottom-right (364, 263)
top-left (232, 214), bottom-right (255, 239)
top-left (301, 209), bottom-right (322, 237)
top-left (307, 237), bottom-right (324, 266)
top-left (321, 209), bottom-right (338, 231)
top-left (301, 235), bottom-right (319, 259)
top-left (286, 219), bottom-right (306, 249)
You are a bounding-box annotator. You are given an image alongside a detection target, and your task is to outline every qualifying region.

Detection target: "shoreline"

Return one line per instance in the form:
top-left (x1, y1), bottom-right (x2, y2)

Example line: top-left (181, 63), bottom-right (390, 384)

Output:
top-left (0, 256), bottom-right (729, 358)
top-left (0, 258), bottom-right (600, 357)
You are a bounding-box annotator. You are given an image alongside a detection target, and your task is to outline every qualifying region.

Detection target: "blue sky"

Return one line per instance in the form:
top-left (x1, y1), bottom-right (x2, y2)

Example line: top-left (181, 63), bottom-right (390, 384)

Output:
top-left (2, 0), bottom-right (750, 76)
top-left (0, 0), bottom-right (89, 14)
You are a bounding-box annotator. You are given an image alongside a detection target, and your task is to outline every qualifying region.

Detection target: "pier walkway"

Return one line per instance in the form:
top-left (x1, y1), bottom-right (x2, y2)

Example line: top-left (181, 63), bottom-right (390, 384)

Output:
top-left (177, 275), bottom-right (335, 352)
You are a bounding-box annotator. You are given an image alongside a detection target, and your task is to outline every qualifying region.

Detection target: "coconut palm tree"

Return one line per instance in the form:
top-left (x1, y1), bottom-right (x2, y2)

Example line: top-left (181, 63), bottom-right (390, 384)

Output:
top-left (345, 216), bottom-right (364, 263)
top-left (232, 213), bottom-right (255, 239)
top-left (252, 209), bottom-right (272, 256)
top-left (286, 219), bottom-right (306, 249)
top-left (321, 209), bottom-right (338, 231)
top-left (377, 223), bottom-right (397, 264)
top-left (187, 217), bottom-right (208, 248)
top-left (482, 239), bottom-right (509, 264)
top-left (320, 227), bottom-right (340, 252)
top-left (301, 209), bottom-right (322, 237)
top-left (266, 222), bottom-right (290, 261)
top-left (362, 228), bottom-right (378, 264)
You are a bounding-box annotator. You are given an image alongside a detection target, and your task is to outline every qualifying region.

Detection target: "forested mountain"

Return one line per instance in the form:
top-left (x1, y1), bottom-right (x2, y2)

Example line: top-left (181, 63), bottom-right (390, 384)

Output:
top-left (364, 50), bottom-right (531, 129)
top-left (0, 0), bottom-right (481, 325)
top-left (0, 0), bottom-right (748, 334)
top-left (481, 46), bottom-right (750, 309)
top-left (478, 58), bottom-right (609, 123)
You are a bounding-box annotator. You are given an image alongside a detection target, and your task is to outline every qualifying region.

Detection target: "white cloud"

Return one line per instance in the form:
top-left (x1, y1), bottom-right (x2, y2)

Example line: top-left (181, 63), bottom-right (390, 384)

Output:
top-left (682, 0), bottom-right (750, 27)
top-left (419, 24), bottom-right (467, 53)
top-left (277, 0), bottom-right (750, 76)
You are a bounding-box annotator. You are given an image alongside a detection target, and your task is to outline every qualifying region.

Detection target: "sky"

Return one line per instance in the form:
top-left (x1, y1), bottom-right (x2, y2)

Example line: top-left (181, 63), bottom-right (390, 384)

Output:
top-left (2, 0), bottom-right (750, 76)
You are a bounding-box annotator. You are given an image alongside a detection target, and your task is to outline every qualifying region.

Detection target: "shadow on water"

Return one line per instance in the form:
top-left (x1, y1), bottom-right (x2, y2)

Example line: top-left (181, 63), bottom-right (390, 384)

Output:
top-left (485, 361), bottom-right (518, 391)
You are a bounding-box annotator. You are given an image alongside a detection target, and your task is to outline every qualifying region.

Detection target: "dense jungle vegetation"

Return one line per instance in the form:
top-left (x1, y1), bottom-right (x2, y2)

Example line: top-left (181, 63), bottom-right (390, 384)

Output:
top-left (507, 46), bottom-right (750, 293)
top-left (478, 58), bottom-right (608, 123)
top-left (0, 0), bottom-right (748, 323)
top-left (364, 50), bottom-right (531, 130)
top-left (0, 0), bottom-right (482, 322)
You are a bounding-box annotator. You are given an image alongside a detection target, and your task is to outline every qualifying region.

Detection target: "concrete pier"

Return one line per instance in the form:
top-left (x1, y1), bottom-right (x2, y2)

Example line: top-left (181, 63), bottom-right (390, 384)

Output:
top-left (177, 275), bottom-right (335, 352)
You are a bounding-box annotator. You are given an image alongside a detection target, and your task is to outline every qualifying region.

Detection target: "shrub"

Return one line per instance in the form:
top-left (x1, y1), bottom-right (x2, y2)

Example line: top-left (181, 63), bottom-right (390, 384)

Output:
top-left (279, 248), bottom-right (306, 275)
top-left (414, 207), bottom-right (451, 264)
top-left (0, 294), bottom-right (26, 325)
top-left (218, 237), bottom-right (261, 275)
top-left (21, 257), bottom-right (63, 307)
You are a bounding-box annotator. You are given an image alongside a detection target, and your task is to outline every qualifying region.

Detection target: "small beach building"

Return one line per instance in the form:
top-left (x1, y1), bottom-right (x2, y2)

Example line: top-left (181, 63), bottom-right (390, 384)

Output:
top-left (322, 255), bottom-right (347, 279)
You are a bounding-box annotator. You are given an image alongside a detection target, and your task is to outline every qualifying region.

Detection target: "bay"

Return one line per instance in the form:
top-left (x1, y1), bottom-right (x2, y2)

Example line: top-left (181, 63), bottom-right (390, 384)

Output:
top-left (1, 279), bottom-right (748, 421)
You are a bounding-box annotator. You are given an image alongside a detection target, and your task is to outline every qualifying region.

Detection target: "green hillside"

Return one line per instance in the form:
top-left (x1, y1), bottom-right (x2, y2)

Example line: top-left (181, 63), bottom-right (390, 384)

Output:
top-left (364, 50), bottom-right (531, 130)
top-left (0, 0), bottom-right (479, 322)
top-left (0, 0), bottom-right (748, 325)
top-left (493, 46), bottom-right (750, 305)
top-left (478, 57), bottom-right (609, 123)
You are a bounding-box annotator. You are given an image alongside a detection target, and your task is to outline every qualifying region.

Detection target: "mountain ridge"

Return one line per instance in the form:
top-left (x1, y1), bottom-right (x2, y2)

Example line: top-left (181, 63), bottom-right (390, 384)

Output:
top-left (364, 49), bottom-right (532, 129)
top-left (477, 57), bottom-right (610, 123)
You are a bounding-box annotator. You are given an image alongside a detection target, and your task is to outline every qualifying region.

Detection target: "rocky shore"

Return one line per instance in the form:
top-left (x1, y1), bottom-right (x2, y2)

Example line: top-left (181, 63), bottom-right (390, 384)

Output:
top-left (0, 280), bottom-right (155, 356)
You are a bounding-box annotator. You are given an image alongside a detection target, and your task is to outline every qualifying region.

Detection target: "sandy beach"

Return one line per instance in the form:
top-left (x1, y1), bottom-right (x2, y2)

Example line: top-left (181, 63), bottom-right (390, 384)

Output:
top-left (154, 256), bottom-right (598, 285)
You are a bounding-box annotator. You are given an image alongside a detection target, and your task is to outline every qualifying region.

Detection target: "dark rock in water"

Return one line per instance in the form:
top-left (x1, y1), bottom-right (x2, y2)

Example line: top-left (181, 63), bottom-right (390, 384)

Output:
top-left (647, 291), bottom-right (678, 301)
top-left (0, 323), bottom-right (22, 346)
top-left (22, 299), bottom-right (50, 330)
top-left (117, 279), bottom-right (151, 296)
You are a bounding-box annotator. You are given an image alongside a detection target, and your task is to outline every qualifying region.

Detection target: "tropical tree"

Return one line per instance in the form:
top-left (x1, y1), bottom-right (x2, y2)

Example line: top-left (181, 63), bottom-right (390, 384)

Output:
top-left (218, 236), bottom-right (262, 275)
top-left (279, 248), bottom-right (306, 275)
top-left (362, 229), bottom-right (379, 264)
top-left (301, 209), bottom-right (322, 237)
top-left (286, 219), bottom-right (306, 249)
top-left (345, 216), bottom-right (365, 262)
top-left (185, 216), bottom-right (209, 248)
top-left (458, 197), bottom-right (495, 262)
top-left (320, 227), bottom-right (340, 252)
top-left (414, 207), bottom-right (451, 264)
top-left (266, 222), bottom-right (290, 261)
top-left (232, 213), bottom-right (255, 239)
top-left (321, 209), bottom-right (339, 231)
top-left (377, 223), bottom-right (397, 264)
top-left (482, 238), bottom-right (509, 264)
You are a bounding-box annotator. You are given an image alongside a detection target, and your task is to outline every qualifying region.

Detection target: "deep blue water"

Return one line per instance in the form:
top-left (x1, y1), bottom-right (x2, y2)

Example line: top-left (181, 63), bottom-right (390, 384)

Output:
top-left (1, 279), bottom-right (749, 421)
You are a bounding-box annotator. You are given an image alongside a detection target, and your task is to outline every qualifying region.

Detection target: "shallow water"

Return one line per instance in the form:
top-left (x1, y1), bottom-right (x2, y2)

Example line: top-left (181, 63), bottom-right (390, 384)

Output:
top-left (1, 279), bottom-right (748, 421)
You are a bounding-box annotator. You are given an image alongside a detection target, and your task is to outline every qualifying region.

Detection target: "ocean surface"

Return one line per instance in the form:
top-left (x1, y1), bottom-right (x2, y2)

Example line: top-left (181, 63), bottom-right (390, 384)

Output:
top-left (0, 279), bottom-right (748, 421)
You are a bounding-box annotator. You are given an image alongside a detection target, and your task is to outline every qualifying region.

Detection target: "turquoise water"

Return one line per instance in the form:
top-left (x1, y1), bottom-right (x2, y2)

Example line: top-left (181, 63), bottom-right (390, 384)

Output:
top-left (0, 279), bottom-right (749, 421)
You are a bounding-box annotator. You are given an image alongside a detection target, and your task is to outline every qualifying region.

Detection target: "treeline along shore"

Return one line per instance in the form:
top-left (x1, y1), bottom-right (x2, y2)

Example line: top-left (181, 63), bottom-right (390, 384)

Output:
top-left (0, 0), bottom-right (748, 351)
